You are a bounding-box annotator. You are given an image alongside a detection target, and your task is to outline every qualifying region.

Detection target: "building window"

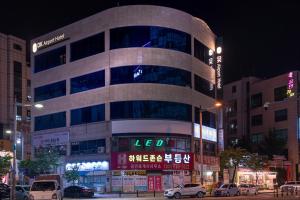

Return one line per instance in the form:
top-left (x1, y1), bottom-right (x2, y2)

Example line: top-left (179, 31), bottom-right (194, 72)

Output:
top-left (110, 65), bottom-right (191, 87)
top-left (34, 80), bottom-right (66, 102)
top-left (232, 85), bottom-right (236, 93)
top-left (251, 133), bottom-right (264, 144)
top-left (34, 46), bottom-right (66, 73)
top-left (71, 139), bottom-right (106, 155)
top-left (251, 114), bottom-right (263, 126)
top-left (275, 109), bottom-right (288, 122)
top-left (70, 70), bottom-right (105, 94)
top-left (110, 26), bottom-right (191, 54)
top-left (274, 85), bottom-right (287, 101)
top-left (194, 74), bottom-right (215, 98)
top-left (70, 32), bottom-right (105, 61)
top-left (13, 43), bottom-right (22, 51)
top-left (13, 61), bottom-right (22, 103)
top-left (27, 79), bottom-right (31, 88)
top-left (194, 38), bottom-right (211, 65)
top-left (71, 104), bottom-right (105, 125)
top-left (227, 119), bottom-right (237, 134)
top-left (273, 129), bottom-right (288, 143)
top-left (194, 108), bottom-right (216, 128)
top-left (250, 93), bottom-right (262, 108)
top-left (110, 100), bottom-right (192, 122)
top-left (203, 141), bottom-right (216, 156)
top-left (34, 111), bottom-right (66, 131)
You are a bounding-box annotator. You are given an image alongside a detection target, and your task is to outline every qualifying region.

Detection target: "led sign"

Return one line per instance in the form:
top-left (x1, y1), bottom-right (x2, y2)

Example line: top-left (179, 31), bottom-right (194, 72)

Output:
top-left (134, 139), bottom-right (164, 147)
top-left (32, 33), bottom-right (67, 53)
top-left (287, 72), bottom-right (295, 97)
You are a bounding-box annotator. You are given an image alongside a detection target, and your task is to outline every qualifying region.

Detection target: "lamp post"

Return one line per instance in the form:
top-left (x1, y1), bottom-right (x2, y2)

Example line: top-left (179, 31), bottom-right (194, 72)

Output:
top-left (199, 102), bottom-right (222, 185)
top-left (7, 99), bottom-right (43, 200)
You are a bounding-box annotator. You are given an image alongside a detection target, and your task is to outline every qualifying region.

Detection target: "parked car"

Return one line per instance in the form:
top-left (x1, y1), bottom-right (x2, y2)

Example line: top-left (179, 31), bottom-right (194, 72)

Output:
top-left (238, 184), bottom-right (258, 195)
top-left (213, 183), bottom-right (240, 197)
top-left (280, 181), bottom-right (300, 192)
top-left (0, 183), bottom-right (10, 199)
top-left (16, 185), bottom-right (30, 200)
top-left (64, 185), bottom-right (94, 198)
top-left (164, 183), bottom-right (206, 199)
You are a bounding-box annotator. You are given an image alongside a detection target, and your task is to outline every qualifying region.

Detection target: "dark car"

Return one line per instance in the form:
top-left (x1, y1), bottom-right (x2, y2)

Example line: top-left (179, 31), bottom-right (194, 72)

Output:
top-left (0, 183), bottom-right (10, 198)
top-left (64, 185), bottom-right (94, 198)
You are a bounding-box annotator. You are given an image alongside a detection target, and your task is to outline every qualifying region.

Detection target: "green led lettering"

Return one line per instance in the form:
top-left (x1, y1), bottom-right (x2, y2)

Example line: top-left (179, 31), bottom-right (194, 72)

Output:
top-left (135, 139), bottom-right (141, 146)
top-left (156, 139), bottom-right (164, 147)
top-left (145, 139), bottom-right (152, 147)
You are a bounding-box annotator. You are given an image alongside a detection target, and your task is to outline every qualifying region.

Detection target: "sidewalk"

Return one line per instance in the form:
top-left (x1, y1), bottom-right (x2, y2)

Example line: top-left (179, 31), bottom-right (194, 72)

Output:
top-left (94, 192), bottom-right (164, 199)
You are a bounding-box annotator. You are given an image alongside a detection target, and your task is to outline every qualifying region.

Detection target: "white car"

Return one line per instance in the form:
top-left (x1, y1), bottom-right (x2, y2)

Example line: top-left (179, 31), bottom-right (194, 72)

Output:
top-left (213, 183), bottom-right (240, 197)
top-left (239, 184), bottom-right (258, 195)
top-left (29, 180), bottom-right (63, 200)
top-left (280, 181), bottom-right (300, 192)
top-left (164, 184), bottom-right (206, 199)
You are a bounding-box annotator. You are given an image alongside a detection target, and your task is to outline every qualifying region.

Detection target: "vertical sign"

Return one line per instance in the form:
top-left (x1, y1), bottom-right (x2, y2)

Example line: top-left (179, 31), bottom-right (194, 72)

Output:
top-left (287, 72), bottom-right (295, 97)
top-left (154, 176), bottom-right (162, 191)
top-left (216, 50), bottom-right (222, 90)
top-left (148, 176), bottom-right (154, 191)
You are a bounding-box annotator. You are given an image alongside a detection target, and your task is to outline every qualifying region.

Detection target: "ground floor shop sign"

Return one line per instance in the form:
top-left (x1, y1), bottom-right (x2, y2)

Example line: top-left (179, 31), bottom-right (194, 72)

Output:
top-left (148, 176), bottom-right (162, 191)
top-left (111, 152), bottom-right (194, 170)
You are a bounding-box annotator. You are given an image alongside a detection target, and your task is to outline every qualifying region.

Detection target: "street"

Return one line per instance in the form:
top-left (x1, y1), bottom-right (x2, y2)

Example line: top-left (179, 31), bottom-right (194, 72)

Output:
top-left (62, 192), bottom-right (300, 200)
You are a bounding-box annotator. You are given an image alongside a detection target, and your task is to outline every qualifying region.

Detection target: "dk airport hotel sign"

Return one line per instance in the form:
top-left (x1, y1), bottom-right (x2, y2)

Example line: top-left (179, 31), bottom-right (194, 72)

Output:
top-left (32, 33), bottom-right (68, 53)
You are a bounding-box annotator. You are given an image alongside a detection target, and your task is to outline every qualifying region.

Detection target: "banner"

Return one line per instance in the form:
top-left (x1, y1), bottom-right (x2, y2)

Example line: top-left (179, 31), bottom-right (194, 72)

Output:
top-left (111, 152), bottom-right (194, 170)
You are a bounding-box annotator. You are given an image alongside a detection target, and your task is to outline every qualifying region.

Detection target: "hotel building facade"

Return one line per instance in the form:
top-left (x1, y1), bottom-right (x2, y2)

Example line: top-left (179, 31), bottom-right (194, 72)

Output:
top-left (31, 5), bottom-right (222, 192)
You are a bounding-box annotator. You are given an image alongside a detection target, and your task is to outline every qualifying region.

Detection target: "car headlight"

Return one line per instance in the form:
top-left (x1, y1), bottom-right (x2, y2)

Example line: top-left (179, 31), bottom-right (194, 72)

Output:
top-left (52, 193), bottom-right (57, 199)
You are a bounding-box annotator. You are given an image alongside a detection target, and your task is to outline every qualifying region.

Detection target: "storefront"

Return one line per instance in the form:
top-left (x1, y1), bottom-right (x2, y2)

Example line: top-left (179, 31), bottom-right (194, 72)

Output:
top-left (65, 161), bottom-right (110, 192)
top-left (236, 168), bottom-right (277, 189)
top-left (111, 152), bottom-right (194, 192)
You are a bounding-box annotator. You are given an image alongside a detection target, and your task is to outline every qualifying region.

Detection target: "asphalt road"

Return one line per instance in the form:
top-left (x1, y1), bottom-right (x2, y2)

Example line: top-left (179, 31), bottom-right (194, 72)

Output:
top-left (63, 192), bottom-right (300, 200)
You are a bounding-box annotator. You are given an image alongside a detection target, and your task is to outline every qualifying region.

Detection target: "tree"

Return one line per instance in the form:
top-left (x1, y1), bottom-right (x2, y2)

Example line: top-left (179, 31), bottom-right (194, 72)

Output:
top-left (0, 154), bottom-right (12, 178)
top-left (64, 165), bottom-right (80, 185)
top-left (247, 153), bottom-right (267, 185)
top-left (220, 147), bottom-right (249, 183)
top-left (20, 149), bottom-right (60, 177)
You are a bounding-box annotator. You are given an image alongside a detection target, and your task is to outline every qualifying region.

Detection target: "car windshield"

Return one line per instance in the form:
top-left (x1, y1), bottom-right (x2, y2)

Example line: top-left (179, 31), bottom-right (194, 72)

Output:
top-left (31, 182), bottom-right (55, 191)
top-left (221, 184), bottom-right (229, 188)
top-left (23, 186), bottom-right (30, 191)
top-left (239, 184), bottom-right (248, 188)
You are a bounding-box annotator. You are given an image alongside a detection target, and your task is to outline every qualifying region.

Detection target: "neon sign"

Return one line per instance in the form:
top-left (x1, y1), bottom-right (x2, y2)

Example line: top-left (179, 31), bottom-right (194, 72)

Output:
top-left (287, 72), bottom-right (295, 97)
top-left (32, 33), bottom-right (67, 53)
top-left (134, 139), bottom-right (164, 147)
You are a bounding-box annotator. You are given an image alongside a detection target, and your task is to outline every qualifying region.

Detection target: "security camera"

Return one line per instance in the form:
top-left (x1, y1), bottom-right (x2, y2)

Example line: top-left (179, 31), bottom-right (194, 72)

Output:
top-left (263, 102), bottom-right (270, 110)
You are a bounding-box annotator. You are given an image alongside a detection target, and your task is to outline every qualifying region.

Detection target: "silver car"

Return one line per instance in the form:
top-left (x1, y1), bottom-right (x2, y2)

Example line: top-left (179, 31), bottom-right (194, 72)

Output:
top-left (214, 183), bottom-right (240, 197)
top-left (280, 181), bottom-right (300, 192)
top-left (239, 184), bottom-right (258, 195)
top-left (164, 184), bottom-right (206, 199)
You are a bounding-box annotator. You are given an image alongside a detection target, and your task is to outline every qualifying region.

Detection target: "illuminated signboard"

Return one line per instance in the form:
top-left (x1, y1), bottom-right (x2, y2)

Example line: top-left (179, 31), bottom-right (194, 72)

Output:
top-left (194, 123), bottom-right (217, 142)
top-left (111, 152), bottom-right (193, 170)
top-left (216, 51), bottom-right (222, 89)
top-left (66, 161), bottom-right (109, 171)
top-left (287, 72), bottom-right (295, 97)
top-left (32, 33), bottom-right (67, 53)
top-left (134, 139), bottom-right (164, 147)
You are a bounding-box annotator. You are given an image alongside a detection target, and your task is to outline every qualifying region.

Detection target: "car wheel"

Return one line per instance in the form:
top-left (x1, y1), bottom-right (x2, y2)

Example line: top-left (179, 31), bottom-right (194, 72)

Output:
top-left (196, 192), bottom-right (204, 198)
top-left (174, 192), bottom-right (181, 199)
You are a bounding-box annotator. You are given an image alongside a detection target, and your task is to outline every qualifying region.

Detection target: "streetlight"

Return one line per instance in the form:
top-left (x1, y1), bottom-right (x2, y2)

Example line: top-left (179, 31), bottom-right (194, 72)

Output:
top-left (7, 98), bottom-right (43, 200)
top-left (199, 101), bottom-right (222, 185)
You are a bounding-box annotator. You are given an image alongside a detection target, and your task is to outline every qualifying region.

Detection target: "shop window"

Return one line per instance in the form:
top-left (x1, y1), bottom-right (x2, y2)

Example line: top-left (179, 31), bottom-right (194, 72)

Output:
top-left (111, 65), bottom-right (191, 88)
top-left (70, 32), bottom-right (104, 61)
top-left (274, 85), bottom-right (287, 101)
top-left (34, 46), bottom-right (66, 73)
top-left (110, 26), bottom-right (191, 54)
top-left (274, 109), bottom-right (288, 122)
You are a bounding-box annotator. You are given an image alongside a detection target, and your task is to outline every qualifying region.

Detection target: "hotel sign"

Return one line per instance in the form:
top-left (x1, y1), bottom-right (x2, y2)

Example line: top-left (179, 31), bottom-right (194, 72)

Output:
top-left (287, 72), bottom-right (295, 97)
top-left (32, 33), bottom-right (67, 53)
top-left (111, 152), bottom-right (193, 170)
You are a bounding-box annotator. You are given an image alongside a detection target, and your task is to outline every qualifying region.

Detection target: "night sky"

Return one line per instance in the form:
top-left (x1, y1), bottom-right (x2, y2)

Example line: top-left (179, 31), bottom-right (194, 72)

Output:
top-left (1, 0), bottom-right (300, 84)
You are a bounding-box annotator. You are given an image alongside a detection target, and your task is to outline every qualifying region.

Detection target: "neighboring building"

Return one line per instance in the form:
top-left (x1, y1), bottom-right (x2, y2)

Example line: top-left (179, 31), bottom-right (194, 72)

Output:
top-left (31, 5), bottom-right (222, 191)
top-left (223, 71), bottom-right (300, 181)
top-left (0, 33), bottom-right (31, 160)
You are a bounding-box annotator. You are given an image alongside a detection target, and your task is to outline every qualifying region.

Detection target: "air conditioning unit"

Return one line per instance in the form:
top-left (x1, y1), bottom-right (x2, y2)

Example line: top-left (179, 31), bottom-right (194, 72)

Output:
top-left (97, 146), bottom-right (105, 153)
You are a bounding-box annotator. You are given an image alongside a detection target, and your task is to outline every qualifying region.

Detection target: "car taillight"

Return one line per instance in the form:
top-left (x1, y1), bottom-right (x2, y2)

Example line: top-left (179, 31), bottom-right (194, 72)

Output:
top-left (52, 193), bottom-right (57, 199)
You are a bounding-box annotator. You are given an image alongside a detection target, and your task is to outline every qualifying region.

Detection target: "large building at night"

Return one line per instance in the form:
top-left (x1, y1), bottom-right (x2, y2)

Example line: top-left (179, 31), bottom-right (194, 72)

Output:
top-left (0, 33), bottom-right (31, 160)
top-left (30, 5), bottom-right (222, 191)
top-left (223, 71), bottom-right (300, 181)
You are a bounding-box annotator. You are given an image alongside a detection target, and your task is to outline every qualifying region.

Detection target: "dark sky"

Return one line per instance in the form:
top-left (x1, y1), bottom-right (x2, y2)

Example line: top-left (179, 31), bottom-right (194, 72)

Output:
top-left (1, 0), bottom-right (300, 83)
